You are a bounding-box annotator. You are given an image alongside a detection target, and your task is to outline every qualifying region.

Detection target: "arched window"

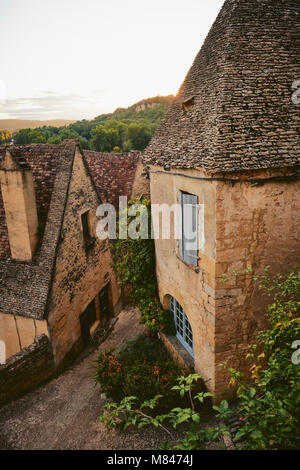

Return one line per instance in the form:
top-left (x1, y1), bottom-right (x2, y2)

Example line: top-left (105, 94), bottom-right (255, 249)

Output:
top-left (170, 296), bottom-right (194, 357)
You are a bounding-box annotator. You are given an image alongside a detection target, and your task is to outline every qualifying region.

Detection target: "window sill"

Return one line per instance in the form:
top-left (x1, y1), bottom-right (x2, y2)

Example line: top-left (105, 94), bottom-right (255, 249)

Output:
top-left (159, 332), bottom-right (194, 370)
top-left (175, 253), bottom-right (200, 273)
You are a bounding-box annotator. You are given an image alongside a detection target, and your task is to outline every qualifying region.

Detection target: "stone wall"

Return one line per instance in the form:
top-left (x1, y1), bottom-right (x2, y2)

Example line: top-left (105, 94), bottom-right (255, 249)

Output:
top-left (150, 165), bottom-right (300, 399)
top-left (0, 335), bottom-right (55, 407)
top-left (47, 148), bottom-right (121, 372)
top-left (149, 164), bottom-right (218, 393)
top-left (214, 169), bottom-right (300, 397)
top-left (131, 159), bottom-right (150, 201)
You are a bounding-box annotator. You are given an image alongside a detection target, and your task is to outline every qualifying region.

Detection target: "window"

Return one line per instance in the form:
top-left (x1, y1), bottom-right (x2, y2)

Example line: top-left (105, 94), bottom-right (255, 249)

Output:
top-left (179, 191), bottom-right (199, 266)
top-left (99, 283), bottom-right (111, 322)
top-left (182, 96), bottom-right (195, 113)
top-left (81, 210), bottom-right (93, 250)
top-left (170, 296), bottom-right (194, 357)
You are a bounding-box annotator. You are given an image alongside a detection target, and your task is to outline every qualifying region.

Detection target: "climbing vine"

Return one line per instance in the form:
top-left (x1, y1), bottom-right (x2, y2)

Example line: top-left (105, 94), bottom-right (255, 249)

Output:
top-left (111, 198), bottom-right (172, 334)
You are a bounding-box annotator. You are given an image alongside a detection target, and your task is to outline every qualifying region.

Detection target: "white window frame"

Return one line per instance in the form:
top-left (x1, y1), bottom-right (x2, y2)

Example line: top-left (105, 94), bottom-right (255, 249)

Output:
top-left (170, 296), bottom-right (194, 357)
top-left (178, 191), bottom-right (199, 266)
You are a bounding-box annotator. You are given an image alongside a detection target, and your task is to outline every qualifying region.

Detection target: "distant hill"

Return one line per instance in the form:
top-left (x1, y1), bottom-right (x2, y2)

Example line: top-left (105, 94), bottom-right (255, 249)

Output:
top-left (0, 119), bottom-right (76, 133)
top-left (108, 95), bottom-right (174, 118)
top-left (8, 95), bottom-right (174, 152)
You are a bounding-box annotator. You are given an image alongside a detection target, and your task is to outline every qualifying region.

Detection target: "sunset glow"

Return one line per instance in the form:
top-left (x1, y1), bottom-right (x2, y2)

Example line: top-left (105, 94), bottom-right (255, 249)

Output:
top-left (0, 0), bottom-right (224, 120)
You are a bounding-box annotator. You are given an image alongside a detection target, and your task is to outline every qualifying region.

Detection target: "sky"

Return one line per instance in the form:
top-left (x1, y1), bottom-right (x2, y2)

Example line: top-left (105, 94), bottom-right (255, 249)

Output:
top-left (0, 0), bottom-right (224, 120)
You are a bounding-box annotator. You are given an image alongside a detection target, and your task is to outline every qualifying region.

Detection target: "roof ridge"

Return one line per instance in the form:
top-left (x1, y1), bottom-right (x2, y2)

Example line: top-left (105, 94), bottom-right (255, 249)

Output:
top-left (0, 142), bottom-right (76, 319)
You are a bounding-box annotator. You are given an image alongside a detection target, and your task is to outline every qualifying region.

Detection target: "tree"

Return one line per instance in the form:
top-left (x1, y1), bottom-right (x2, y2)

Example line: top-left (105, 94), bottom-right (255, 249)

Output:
top-left (14, 129), bottom-right (46, 144)
top-left (0, 130), bottom-right (12, 144)
top-left (90, 125), bottom-right (119, 152)
top-left (125, 123), bottom-right (152, 151)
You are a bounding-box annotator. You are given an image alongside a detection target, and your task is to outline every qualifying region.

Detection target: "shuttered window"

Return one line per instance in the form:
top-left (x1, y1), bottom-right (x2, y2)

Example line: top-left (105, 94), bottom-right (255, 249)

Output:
top-left (179, 191), bottom-right (199, 266)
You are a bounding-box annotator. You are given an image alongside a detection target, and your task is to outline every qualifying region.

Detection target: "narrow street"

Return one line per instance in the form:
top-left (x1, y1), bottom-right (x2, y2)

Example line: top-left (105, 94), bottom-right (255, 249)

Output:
top-left (0, 308), bottom-right (168, 450)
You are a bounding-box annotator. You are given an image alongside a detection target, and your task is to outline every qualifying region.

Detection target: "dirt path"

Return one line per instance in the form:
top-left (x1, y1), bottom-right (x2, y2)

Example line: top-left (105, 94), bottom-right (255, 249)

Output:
top-left (0, 308), bottom-right (169, 450)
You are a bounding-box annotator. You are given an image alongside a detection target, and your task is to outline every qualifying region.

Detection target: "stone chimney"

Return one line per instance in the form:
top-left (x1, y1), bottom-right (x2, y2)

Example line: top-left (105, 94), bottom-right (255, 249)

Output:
top-left (0, 149), bottom-right (38, 261)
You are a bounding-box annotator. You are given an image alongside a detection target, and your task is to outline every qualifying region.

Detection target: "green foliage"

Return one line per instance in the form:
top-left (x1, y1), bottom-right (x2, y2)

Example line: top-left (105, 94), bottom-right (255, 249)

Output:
top-left (112, 198), bottom-right (173, 334)
top-left (90, 125), bottom-right (120, 152)
top-left (14, 125), bottom-right (90, 149)
top-left (94, 334), bottom-right (182, 407)
top-left (125, 122), bottom-right (152, 151)
top-left (12, 95), bottom-right (172, 152)
top-left (226, 269), bottom-right (300, 450)
top-left (99, 373), bottom-right (227, 450)
top-left (14, 128), bottom-right (47, 144)
top-left (99, 269), bottom-right (300, 450)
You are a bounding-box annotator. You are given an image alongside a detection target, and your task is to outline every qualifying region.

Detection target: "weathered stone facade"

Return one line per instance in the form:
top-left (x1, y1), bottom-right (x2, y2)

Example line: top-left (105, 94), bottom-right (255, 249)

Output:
top-left (214, 168), bottom-right (300, 396)
top-left (144, 0), bottom-right (300, 399)
top-left (47, 147), bottom-right (121, 371)
top-left (0, 335), bottom-right (55, 407)
top-left (149, 167), bottom-right (217, 390)
top-left (0, 140), bottom-right (145, 398)
top-left (148, 165), bottom-right (300, 399)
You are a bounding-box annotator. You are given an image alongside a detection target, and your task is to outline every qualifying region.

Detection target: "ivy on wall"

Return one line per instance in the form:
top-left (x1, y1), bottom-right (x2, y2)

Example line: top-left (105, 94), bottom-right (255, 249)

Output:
top-left (111, 199), bottom-right (173, 334)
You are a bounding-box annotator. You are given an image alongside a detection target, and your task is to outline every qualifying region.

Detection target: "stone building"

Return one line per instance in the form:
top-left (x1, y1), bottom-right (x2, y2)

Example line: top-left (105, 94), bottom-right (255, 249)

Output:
top-left (143, 0), bottom-right (300, 398)
top-left (0, 140), bottom-right (147, 403)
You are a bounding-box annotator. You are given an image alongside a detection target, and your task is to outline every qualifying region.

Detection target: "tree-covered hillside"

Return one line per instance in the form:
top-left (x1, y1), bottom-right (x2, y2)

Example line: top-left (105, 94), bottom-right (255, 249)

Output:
top-left (11, 95), bottom-right (174, 152)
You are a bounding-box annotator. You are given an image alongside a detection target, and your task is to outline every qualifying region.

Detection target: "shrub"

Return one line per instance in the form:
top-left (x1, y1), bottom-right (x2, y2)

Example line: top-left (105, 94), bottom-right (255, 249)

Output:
top-left (94, 334), bottom-right (202, 410)
top-left (99, 374), bottom-right (225, 450)
top-left (99, 269), bottom-right (300, 450)
top-left (225, 269), bottom-right (300, 449)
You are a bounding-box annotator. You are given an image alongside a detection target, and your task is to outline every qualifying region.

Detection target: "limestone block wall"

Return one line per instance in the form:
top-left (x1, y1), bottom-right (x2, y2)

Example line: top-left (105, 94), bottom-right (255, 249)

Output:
top-left (214, 170), bottom-right (300, 397)
top-left (0, 334), bottom-right (55, 407)
top-left (47, 148), bottom-right (121, 372)
top-left (149, 165), bottom-right (218, 392)
top-left (0, 311), bottom-right (49, 360)
top-left (131, 159), bottom-right (150, 201)
top-left (150, 165), bottom-right (300, 399)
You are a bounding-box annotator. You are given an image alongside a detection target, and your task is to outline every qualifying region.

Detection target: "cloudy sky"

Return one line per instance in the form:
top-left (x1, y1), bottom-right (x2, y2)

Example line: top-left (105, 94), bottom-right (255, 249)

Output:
top-left (0, 0), bottom-right (224, 120)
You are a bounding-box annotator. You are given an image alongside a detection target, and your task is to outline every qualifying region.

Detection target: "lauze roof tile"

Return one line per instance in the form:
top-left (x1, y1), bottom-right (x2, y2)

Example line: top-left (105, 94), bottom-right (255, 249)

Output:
top-left (143, 0), bottom-right (300, 173)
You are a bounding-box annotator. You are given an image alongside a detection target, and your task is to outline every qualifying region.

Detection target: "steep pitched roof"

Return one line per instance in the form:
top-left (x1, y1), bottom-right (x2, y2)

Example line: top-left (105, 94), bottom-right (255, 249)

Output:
top-left (84, 150), bottom-right (141, 207)
top-left (0, 142), bottom-right (141, 319)
top-left (143, 0), bottom-right (300, 173)
top-left (0, 143), bottom-right (72, 258)
top-left (0, 141), bottom-right (76, 319)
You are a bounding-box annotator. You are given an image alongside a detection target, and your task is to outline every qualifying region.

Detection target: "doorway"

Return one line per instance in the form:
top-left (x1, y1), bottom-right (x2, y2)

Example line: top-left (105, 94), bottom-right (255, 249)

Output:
top-left (99, 283), bottom-right (111, 323)
top-left (80, 299), bottom-right (96, 345)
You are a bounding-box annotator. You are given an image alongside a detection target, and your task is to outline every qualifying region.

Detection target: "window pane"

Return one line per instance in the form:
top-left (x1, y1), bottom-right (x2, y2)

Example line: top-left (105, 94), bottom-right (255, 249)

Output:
top-left (170, 296), bottom-right (194, 357)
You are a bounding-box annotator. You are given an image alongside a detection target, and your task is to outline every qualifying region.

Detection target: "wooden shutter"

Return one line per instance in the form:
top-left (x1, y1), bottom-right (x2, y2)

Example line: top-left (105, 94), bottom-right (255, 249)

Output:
top-left (182, 193), bottom-right (198, 266)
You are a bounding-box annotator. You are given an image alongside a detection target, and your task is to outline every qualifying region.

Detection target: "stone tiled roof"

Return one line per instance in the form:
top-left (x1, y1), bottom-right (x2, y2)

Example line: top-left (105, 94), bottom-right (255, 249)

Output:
top-left (143, 0), bottom-right (300, 172)
top-left (0, 141), bottom-right (141, 318)
top-left (0, 141), bottom-right (76, 318)
top-left (0, 143), bottom-right (72, 259)
top-left (84, 150), bottom-right (141, 207)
